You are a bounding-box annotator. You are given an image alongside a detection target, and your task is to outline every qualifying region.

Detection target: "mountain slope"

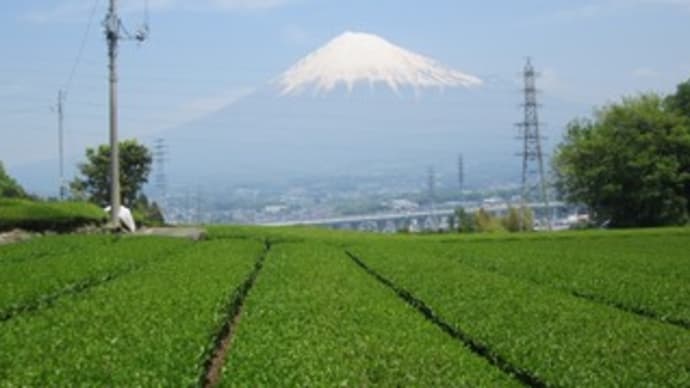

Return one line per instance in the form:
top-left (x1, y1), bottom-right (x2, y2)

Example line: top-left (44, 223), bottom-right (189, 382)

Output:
top-left (160, 31), bottom-right (575, 190)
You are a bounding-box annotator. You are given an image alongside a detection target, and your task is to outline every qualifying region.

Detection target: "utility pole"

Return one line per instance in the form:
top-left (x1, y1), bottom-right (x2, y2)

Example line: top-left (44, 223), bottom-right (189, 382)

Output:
top-left (457, 153), bottom-right (464, 203)
top-left (103, 0), bottom-right (148, 226)
top-left (57, 90), bottom-right (66, 200)
top-left (105, 0), bottom-right (120, 226)
top-left (517, 58), bottom-right (551, 231)
top-left (427, 166), bottom-right (437, 231)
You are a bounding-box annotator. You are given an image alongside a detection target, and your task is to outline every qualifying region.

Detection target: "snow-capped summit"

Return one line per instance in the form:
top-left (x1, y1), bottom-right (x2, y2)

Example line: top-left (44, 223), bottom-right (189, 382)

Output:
top-left (278, 31), bottom-right (482, 95)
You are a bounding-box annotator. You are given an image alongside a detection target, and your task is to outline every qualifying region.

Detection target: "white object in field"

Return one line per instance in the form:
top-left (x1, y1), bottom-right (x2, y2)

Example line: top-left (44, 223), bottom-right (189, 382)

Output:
top-left (104, 205), bottom-right (137, 232)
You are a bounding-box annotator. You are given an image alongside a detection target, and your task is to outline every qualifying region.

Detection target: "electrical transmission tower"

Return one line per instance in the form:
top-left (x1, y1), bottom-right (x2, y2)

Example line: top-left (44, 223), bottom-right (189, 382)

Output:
top-left (153, 138), bottom-right (168, 214)
top-left (517, 58), bottom-right (551, 230)
top-left (103, 0), bottom-right (149, 226)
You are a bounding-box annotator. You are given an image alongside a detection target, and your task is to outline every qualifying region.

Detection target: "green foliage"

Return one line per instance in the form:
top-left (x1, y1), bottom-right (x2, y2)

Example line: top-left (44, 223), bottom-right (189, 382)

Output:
top-left (455, 207), bottom-right (476, 233)
top-left (554, 93), bottom-right (690, 227)
top-left (0, 234), bottom-right (109, 264)
top-left (224, 242), bottom-right (515, 387)
top-left (501, 206), bottom-right (534, 232)
top-left (0, 162), bottom-right (27, 199)
top-left (474, 208), bottom-right (505, 233)
top-left (447, 212), bottom-right (456, 231)
top-left (442, 233), bottom-right (690, 327)
top-left (667, 78), bottom-right (690, 118)
top-left (350, 238), bottom-right (690, 386)
top-left (0, 236), bottom-right (189, 320)
top-left (70, 139), bottom-right (153, 207)
top-left (667, 79), bottom-right (690, 209)
top-left (132, 193), bottom-right (165, 226)
top-left (2, 227), bottom-right (689, 385)
top-left (501, 206), bottom-right (521, 232)
top-left (0, 239), bottom-right (260, 386)
top-left (0, 198), bottom-right (106, 232)
top-left (455, 207), bottom-right (533, 234)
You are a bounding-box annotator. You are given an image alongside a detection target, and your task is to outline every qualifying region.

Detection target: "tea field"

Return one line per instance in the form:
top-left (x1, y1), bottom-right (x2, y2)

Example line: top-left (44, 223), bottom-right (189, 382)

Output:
top-left (0, 227), bottom-right (688, 386)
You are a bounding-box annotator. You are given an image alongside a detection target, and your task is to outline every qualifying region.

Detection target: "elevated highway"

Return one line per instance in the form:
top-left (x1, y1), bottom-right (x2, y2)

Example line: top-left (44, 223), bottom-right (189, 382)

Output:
top-left (262, 202), bottom-right (569, 232)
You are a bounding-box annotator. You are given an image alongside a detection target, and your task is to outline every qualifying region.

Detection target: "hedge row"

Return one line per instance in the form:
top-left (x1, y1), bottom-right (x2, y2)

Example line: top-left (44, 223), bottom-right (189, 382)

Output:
top-left (0, 198), bottom-right (106, 232)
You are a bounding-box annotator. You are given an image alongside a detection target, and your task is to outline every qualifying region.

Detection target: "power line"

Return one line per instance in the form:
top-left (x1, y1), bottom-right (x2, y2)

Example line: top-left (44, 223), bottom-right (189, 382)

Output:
top-left (63, 0), bottom-right (102, 97)
top-left (50, 0), bottom-right (99, 203)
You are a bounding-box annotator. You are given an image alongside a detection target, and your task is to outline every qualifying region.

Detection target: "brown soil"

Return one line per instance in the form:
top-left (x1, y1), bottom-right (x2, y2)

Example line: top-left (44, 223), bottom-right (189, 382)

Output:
top-left (203, 306), bottom-right (244, 387)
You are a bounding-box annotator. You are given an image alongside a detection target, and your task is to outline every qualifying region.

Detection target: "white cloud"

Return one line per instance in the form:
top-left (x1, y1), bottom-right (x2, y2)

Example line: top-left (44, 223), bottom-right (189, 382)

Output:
top-left (632, 67), bottom-right (661, 78)
top-left (24, 0), bottom-right (298, 23)
top-left (180, 87), bottom-right (254, 118)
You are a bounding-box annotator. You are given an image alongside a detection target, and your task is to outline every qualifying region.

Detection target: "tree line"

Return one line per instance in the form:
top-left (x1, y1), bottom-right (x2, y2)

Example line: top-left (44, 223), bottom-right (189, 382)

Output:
top-left (553, 79), bottom-right (690, 227)
top-left (0, 140), bottom-right (163, 225)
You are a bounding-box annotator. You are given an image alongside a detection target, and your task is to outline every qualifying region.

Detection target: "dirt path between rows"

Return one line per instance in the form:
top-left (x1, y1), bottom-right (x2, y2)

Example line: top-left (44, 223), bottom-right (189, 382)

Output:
top-left (201, 240), bottom-right (271, 387)
top-left (203, 305), bottom-right (245, 387)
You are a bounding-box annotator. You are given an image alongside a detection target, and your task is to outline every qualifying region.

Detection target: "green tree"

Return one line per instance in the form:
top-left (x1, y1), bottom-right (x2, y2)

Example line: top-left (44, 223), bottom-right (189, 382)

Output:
top-left (666, 79), bottom-right (690, 118)
top-left (454, 207), bottom-right (476, 233)
top-left (501, 206), bottom-right (534, 232)
top-left (474, 208), bottom-right (505, 233)
top-left (133, 193), bottom-right (165, 225)
top-left (0, 161), bottom-right (27, 198)
top-left (667, 79), bottom-right (690, 206)
top-left (70, 140), bottom-right (153, 207)
top-left (447, 213), bottom-right (456, 232)
top-left (553, 93), bottom-right (690, 227)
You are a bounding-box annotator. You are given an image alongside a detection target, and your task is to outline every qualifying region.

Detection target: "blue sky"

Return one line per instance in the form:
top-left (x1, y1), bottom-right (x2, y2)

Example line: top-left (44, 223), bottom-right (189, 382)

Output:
top-left (2, 0), bottom-right (690, 191)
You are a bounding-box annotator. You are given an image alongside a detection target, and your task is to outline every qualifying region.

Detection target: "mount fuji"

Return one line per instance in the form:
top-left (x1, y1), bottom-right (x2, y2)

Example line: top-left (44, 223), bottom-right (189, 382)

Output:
top-left (278, 31), bottom-right (481, 95)
top-left (163, 31), bottom-right (573, 190)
